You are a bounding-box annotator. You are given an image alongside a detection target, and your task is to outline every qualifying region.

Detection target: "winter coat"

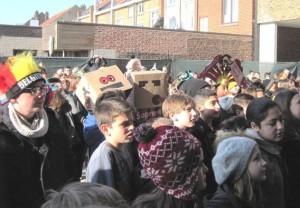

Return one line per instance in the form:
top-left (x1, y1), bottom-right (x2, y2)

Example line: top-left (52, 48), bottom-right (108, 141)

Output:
top-left (203, 184), bottom-right (248, 208)
top-left (244, 128), bottom-right (287, 208)
top-left (187, 117), bottom-right (217, 195)
top-left (215, 128), bottom-right (287, 208)
top-left (0, 105), bottom-right (76, 208)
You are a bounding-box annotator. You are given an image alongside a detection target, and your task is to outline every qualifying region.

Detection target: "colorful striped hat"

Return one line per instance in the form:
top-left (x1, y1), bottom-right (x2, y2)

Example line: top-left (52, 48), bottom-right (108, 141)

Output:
top-left (0, 52), bottom-right (44, 99)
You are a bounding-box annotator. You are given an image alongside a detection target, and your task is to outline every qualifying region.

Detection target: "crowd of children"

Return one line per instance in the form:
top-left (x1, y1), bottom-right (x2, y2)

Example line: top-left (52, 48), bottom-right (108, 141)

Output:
top-left (0, 52), bottom-right (299, 208)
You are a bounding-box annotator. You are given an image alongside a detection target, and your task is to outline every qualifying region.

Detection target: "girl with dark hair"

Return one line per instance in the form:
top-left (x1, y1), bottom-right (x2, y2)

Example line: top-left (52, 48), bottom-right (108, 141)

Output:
top-left (273, 89), bottom-right (300, 206)
top-left (214, 98), bottom-right (288, 208)
top-left (244, 97), bottom-right (288, 208)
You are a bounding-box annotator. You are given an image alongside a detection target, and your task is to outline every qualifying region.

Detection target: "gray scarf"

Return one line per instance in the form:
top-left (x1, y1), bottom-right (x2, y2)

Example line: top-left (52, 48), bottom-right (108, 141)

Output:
top-left (8, 103), bottom-right (49, 138)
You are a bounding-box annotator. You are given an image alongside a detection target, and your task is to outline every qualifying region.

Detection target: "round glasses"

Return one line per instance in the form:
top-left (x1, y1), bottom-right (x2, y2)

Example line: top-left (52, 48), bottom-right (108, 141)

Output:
top-left (24, 85), bottom-right (49, 95)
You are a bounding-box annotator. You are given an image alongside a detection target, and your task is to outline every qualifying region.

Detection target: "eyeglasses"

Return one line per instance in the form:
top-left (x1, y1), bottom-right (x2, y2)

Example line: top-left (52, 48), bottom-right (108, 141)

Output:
top-left (24, 85), bottom-right (49, 95)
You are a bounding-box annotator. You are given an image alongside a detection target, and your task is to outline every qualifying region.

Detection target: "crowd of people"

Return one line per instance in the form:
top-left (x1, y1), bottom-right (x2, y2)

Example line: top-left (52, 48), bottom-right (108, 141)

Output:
top-left (0, 52), bottom-right (299, 208)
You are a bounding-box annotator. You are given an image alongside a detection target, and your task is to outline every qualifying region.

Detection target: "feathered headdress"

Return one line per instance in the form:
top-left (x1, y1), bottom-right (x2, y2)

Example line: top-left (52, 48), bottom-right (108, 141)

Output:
top-left (0, 52), bottom-right (44, 99)
top-left (197, 54), bottom-right (247, 89)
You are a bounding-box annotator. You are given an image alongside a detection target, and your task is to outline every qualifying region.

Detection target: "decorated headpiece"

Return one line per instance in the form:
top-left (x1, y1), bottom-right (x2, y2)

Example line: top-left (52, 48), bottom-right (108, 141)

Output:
top-left (197, 54), bottom-right (247, 89)
top-left (0, 52), bottom-right (44, 99)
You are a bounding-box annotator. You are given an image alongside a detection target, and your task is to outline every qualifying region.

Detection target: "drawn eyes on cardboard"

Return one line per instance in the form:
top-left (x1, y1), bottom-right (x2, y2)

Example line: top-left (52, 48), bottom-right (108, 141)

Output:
top-left (99, 75), bottom-right (115, 84)
top-left (138, 80), bottom-right (161, 87)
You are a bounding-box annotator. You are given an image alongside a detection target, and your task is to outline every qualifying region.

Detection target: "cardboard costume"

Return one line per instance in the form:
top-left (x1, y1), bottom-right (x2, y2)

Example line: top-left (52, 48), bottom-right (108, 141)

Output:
top-left (75, 65), bottom-right (132, 111)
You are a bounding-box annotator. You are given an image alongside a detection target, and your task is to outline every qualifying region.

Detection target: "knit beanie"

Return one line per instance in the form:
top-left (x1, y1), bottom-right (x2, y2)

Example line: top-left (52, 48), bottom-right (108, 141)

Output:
top-left (212, 137), bottom-right (257, 185)
top-left (0, 52), bottom-right (44, 99)
top-left (138, 125), bottom-right (201, 201)
top-left (218, 95), bottom-right (234, 111)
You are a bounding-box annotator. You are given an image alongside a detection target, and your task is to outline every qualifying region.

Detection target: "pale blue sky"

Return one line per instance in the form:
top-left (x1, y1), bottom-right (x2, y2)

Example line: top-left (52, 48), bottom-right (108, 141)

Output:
top-left (0, 0), bottom-right (93, 25)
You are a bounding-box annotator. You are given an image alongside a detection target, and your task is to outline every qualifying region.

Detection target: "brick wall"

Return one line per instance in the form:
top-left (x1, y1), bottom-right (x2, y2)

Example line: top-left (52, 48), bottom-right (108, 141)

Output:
top-left (0, 36), bottom-right (45, 57)
top-left (94, 25), bottom-right (253, 60)
top-left (277, 26), bottom-right (300, 62)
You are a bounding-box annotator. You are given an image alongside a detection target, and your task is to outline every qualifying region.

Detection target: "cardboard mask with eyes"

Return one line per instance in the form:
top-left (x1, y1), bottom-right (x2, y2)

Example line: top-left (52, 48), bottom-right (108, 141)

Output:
top-left (76, 65), bottom-right (132, 110)
top-left (130, 70), bottom-right (167, 109)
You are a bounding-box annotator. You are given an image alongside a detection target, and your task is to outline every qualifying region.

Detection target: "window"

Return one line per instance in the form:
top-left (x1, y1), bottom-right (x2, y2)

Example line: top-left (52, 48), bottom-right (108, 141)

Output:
top-left (138, 4), bottom-right (144, 15)
top-left (200, 17), bottom-right (208, 32)
top-left (13, 50), bottom-right (37, 56)
top-left (150, 10), bottom-right (159, 27)
top-left (117, 18), bottom-right (124, 25)
top-left (129, 6), bottom-right (134, 18)
top-left (223, 0), bottom-right (238, 24)
top-left (169, 16), bottom-right (177, 29)
top-left (168, 0), bottom-right (176, 6)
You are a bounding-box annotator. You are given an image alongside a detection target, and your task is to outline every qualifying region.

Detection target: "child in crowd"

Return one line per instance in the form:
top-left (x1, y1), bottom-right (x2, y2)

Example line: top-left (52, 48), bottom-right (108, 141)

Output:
top-left (132, 117), bottom-right (208, 208)
top-left (83, 88), bottom-right (127, 157)
top-left (232, 93), bottom-right (254, 115)
top-left (189, 89), bottom-right (220, 195)
top-left (41, 182), bottom-right (130, 208)
top-left (274, 90), bottom-right (300, 207)
top-left (86, 98), bottom-right (135, 201)
top-left (204, 137), bottom-right (267, 208)
top-left (245, 97), bottom-right (288, 208)
top-left (162, 94), bottom-right (197, 130)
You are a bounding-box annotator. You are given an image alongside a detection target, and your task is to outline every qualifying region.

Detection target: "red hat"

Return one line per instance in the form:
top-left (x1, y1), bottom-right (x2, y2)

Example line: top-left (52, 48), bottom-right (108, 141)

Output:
top-left (138, 125), bottom-right (201, 201)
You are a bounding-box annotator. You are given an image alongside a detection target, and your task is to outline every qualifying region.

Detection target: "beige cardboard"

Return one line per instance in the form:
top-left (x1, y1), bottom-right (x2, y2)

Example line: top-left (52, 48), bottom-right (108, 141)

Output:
top-left (76, 65), bottom-right (132, 110)
top-left (130, 70), bottom-right (167, 109)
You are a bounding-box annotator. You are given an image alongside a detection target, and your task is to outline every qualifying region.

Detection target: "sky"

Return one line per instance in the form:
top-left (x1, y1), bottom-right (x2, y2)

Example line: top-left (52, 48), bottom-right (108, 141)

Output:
top-left (0, 0), bottom-right (94, 25)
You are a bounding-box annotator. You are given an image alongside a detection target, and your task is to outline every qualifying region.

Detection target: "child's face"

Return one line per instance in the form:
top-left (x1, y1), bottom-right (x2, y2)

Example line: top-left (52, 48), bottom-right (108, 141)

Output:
top-left (171, 103), bottom-right (197, 129)
top-left (290, 94), bottom-right (300, 120)
top-left (247, 145), bottom-right (267, 182)
top-left (198, 95), bottom-right (220, 119)
top-left (107, 113), bottom-right (135, 147)
top-left (252, 106), bottom-right (284, 142)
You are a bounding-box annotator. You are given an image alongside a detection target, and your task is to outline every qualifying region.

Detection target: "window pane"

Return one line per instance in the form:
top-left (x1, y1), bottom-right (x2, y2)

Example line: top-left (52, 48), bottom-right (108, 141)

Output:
top-left (223, 0), bottom-right (231, 23)
top-left (150, 11), bottom-right (159, 27)
top-left (200, 17), bottom-right (208, 32)
top-left (129, 6), bottom-right (133, 17)
top-left (232, 0), bottom-right (239, 22)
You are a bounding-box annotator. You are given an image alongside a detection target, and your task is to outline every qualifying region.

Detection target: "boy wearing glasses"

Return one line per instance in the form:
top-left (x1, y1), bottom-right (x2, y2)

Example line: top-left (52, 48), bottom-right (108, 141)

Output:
top-left (0, 53), bottom-right (76, 208)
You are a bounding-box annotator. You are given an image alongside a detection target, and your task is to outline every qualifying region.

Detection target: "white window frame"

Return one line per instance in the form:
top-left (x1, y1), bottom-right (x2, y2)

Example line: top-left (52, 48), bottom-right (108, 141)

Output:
top-left (138, 4), bottom-right (144, 15)
top-left (200, 17), bottom-right (208, 32)
top-left (129, 6), bottom-right (134, 18)
top-left (168, 0), bottom-right (176, 6)
top-left (150, 10), bottom-right (159, 27)
top-left (223, 0), bottom-right (239, 24)
top-left (117, 18), bottom-right (124, 25)
top-left (137, 23), bottom-right (144, 27)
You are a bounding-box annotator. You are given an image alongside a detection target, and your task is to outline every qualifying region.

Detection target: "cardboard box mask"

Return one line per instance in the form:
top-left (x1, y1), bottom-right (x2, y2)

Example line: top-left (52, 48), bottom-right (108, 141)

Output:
top-left (130, 70), bottom-right (167, 109)
top-left (76, 65), bottom-right (132, 110)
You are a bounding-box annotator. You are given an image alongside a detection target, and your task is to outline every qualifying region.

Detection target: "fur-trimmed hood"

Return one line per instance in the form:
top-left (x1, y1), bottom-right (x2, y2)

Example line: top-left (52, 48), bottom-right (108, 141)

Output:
top-left (214, 129), bottom-right (255, 151)
top-left (215, 128), bottom-right (281, 156)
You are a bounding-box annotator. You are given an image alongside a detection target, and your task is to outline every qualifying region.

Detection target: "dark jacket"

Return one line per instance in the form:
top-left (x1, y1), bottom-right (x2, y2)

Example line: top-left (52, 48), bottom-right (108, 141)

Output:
top-left (244, 128), bottom-right (287, 208)
top-left (203, 184), bottom-right (248, 208)
top-left (187, 117), bottom-right (217, 195)
top-left (0, 105), bottom-right (76, 208)
top-left (87, 57), bottom-right (107, 71)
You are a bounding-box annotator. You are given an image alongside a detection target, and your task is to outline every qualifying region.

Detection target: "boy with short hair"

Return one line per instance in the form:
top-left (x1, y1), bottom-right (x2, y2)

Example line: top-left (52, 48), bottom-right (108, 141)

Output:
top-left (162, 94), bottom-right (197, 130)
top-left (233, 93), bottom-right (254, 115)
top-left (86, 97), bottom-right (135, 201)
top-left (189, 89), bottom-right (220, 195)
